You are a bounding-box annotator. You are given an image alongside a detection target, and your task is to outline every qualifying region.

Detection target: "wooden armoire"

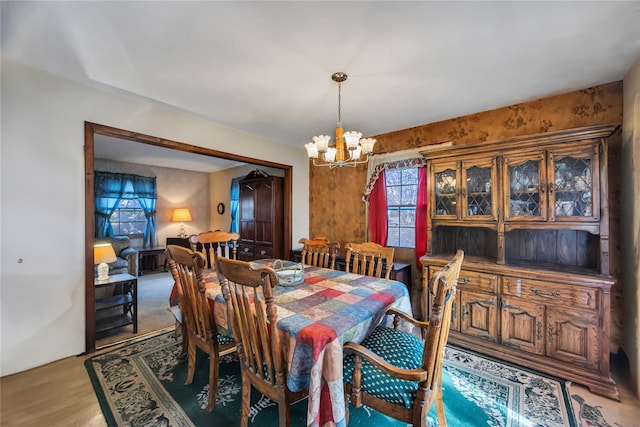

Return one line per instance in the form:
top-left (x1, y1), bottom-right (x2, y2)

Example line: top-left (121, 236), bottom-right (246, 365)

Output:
top-left (238, 170), bottom-right (284, 261)
top-left (420, 124), bottom-right (620, 400)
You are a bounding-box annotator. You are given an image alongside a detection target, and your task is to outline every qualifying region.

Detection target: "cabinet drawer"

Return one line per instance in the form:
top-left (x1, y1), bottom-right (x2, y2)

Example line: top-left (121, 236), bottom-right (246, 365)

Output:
top-left (239, 245), bottom-right (255, 260)
top-left (430, 267), bottom-right (497, 293)
top-left (255, 246), bottom-right (273, 259)
top-left (502, 276), bottom-right (597, 309)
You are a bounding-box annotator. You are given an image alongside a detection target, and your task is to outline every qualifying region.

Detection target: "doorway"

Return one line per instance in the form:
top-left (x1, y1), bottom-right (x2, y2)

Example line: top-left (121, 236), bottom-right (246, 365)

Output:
top-left (84, 122), bottom-right (293, 353)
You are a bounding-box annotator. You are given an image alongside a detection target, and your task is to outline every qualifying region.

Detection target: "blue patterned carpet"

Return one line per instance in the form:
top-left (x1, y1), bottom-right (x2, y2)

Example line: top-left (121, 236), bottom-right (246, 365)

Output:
top-left (85, 331), bottom-right (578, 426)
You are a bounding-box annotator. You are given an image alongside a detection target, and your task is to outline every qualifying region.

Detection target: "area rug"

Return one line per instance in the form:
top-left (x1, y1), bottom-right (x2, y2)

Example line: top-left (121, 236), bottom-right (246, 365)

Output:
top-left (85, 330), bottom-right (578, 426)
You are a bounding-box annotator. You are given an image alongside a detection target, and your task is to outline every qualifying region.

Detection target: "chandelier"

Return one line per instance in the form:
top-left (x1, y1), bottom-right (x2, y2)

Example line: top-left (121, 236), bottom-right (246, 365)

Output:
top-left (305, 72), bottom-right (376, 168)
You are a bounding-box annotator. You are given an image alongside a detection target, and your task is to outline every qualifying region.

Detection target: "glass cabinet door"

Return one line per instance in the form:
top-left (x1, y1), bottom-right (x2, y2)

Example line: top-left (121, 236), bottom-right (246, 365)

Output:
top-left (503, 152), bottom-right (546, 221)
top-left (549, 146), bottom-right (599, 221)
top-left (432, 162), bottom-right (458, 218)
top-left (461, 158), bottom-right (498, 220)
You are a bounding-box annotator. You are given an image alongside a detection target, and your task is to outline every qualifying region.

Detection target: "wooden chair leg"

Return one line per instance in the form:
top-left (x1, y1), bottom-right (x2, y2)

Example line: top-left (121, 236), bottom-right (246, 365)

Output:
top-left (278, 397), bottom-right (290, 427)
top-left (179, 322), bottom-right (188, 361)
top-left (435, 387), bottom-right (447, 427)
top-left (186, 338), bottom-right (196, 384)
top-left (240, 373), bottom-right (252, 427)
top-left (207, 350), bottom-right (219, 412)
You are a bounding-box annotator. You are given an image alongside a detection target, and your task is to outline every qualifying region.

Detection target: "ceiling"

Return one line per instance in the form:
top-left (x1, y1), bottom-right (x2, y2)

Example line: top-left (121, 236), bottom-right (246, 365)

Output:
top-left (2, 1), bottom-right (639, 170)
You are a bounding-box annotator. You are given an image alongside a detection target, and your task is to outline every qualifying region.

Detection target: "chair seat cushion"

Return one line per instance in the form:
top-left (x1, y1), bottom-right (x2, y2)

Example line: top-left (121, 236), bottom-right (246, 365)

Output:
top-left (217, 333), bottom-right (235, 346)
top-left (344, 326), bottom-right (424, 408)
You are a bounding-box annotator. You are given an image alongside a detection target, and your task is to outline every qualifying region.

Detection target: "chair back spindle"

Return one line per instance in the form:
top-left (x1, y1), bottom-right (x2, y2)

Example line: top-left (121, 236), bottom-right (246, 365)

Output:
top-left (189, 231), bottom-right (240, 268)
top-left (345, 242), bottom-right (395, 280)
top-left (298, 237), bottom-right (340, 270)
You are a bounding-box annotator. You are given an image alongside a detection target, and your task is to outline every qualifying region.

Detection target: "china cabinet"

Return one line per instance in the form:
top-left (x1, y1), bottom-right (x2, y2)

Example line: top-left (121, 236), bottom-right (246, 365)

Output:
top-left (421, 124), bottom-right (619, 400)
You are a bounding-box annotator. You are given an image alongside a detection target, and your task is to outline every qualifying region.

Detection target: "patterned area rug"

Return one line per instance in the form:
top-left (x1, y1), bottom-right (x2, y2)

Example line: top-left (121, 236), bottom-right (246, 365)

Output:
top-left (85, 331), bottom-right (579, 426)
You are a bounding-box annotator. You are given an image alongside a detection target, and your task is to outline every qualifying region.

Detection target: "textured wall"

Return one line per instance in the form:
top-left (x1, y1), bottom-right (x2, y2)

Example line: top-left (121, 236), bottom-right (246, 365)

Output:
top-left (309, 81), bottom-right (623, 349)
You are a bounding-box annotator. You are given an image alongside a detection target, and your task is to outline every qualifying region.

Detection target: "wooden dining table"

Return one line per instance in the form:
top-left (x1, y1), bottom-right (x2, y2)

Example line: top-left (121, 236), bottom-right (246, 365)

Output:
top-left (202, 259), bottom-right (412, 427)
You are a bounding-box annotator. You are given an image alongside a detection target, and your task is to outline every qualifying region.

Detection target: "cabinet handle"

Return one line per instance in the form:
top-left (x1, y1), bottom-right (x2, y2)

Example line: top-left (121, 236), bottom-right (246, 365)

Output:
top-left (461, 309), bottom-right (468, 321)
top-left (458, 277), bottom-right (472, 284)
top-left (537, 321), bottom-right (543, 340)
top-left (452, 303), bottom-right (458, 322)
top-left (478, 299), bottom-right (496, 306)
top-left (260, 249), bottom-right (266, 255)
top-left (502, 303), bottom-right (521, 310)
top-left (530, 287), bottom-right (560, 298)
top-left (548, 182), bottom-right (553, 196)
top-left (244, 247), bottom-right (250, 252)
top-left (547, 324), bottom-right (559, 343)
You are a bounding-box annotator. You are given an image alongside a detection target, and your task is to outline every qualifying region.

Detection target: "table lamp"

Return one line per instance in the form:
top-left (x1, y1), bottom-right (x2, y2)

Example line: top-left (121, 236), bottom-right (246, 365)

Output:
top-left (171, 208), bottom-right (192, 238)
top-left (94, 243), bottom-right (117, 281)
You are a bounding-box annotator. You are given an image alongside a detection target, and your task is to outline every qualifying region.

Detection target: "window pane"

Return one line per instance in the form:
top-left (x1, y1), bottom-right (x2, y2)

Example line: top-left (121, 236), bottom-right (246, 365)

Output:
top-left (402, 168), bottom-right (418, 183)
top-left (399, 227), bottom-right (415, 247)
top-left (385, 169), bottom-right (402, 186)
top-left (387, 228), bottom-right (400, 247)
top-left (400, 208), bottom-right (415, 226)
top-left (401, 184), bottom-right (417, 205)
top-left (387, 208), bottom-right (400, 226)
top-left (387, 186), bottom-right (401, 205)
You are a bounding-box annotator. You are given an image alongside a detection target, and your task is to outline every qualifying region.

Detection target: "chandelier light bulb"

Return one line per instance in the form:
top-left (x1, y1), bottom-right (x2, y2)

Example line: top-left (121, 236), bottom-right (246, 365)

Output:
top-left (313, 135), bottom-right (331, 153)
top-left (344, 131), bottom-right (362, 149)
top-left (305, 142), bottom-right (319, 159)
top-left (324, 147), bottom-right (337, 162)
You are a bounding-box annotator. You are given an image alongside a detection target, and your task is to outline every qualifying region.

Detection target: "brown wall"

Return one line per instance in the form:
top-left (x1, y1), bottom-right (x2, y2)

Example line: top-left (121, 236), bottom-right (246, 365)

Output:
top-left (309, 81), bottom-right (623, 350)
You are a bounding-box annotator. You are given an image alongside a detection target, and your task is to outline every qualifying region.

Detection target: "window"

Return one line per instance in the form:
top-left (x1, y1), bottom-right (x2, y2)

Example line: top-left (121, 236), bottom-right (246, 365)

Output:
top-left (110, 198), bottom-right (146, 236)
top-left (386, 167), bottom-right (418, 247)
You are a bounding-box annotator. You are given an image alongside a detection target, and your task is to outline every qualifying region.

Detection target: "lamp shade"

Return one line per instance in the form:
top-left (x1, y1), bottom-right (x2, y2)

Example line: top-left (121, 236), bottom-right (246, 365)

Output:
top-left (94, 243), bottom-right (117, 264)
top-left (171, 208), bottom-right (192, 222)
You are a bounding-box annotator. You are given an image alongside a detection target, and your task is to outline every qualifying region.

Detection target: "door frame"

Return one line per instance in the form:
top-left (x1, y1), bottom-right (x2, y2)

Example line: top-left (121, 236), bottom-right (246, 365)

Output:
top-left (84, 121), bottom-right (293, 352)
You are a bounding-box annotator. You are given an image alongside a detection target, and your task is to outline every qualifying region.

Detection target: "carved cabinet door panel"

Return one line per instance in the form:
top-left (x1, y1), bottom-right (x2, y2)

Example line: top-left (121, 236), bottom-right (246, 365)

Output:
top-left (546, 306), bottom-right (599, 370)
top-left (500, 296), bottom-right (545, 355)
top-left (460, 290), bottom-right (498, 342)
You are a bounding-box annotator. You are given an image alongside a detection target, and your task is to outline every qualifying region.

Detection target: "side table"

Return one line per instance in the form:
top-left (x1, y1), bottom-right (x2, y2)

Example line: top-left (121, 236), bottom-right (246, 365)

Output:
top-left (95, 273), bottom-right (137, 334)
top-left (164, 237), bottom-right (191, 271)
top-left (136, 246), bottom-right (166, 275)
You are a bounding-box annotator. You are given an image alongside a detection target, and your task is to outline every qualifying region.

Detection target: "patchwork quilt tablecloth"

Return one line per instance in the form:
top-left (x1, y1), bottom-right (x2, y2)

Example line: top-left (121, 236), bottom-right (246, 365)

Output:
top-left (201, 260), bottom-right (412, 427)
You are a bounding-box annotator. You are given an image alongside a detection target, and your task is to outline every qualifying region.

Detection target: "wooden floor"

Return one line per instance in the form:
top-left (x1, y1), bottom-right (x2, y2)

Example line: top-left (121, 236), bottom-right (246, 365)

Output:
top-left (2, 340), bottom-right (640, 426)
top-left (1, 353), bottom-right (107, 426)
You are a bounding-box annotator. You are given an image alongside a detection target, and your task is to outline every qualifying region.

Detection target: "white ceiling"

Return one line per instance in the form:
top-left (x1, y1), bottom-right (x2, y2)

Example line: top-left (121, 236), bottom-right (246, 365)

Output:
top-left (2, 1), bottom-right (639, 170)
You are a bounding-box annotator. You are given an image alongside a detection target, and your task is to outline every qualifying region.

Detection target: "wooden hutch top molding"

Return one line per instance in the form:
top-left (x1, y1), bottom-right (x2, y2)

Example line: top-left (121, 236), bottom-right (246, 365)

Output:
top-left (419, 124), bottom-right (619, 160)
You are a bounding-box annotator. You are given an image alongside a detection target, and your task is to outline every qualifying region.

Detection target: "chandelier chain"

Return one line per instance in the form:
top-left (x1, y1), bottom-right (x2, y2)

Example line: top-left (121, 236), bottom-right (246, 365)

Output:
top-left (337, 81), bottom-right (342, 126)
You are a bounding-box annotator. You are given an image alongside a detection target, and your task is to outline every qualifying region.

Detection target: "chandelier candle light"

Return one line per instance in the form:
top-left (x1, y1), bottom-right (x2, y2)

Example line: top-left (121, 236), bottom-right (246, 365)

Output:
top-left (305, 72), bottom-right (376, 168)
top-left (171, 208), bottom-right (192, 238)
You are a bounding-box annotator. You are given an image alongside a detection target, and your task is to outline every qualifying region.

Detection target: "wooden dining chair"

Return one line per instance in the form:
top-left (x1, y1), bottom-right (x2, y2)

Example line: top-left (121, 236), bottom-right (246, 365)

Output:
top-left (190, 230), bottom-right (240, 268)
top-left (343, 250), bottom-right (464, 427)
top-left (165, 245), bottom-right (236, 412)
top-left (215, 257), bottom-right (308, 427)
top-left (298, 237), bottom-right (340, 269)
top-left (169, 231), bottom-right (239, 359)
top-left (344, 241), bottom-right (395, 280)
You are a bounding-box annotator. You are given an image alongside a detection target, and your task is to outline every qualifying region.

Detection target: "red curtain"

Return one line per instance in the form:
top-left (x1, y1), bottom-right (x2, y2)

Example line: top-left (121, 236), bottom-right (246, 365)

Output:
top-left (415, 167), bottom-right (428, 269)
top-left (368, 169), bottom-right (387, 245)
